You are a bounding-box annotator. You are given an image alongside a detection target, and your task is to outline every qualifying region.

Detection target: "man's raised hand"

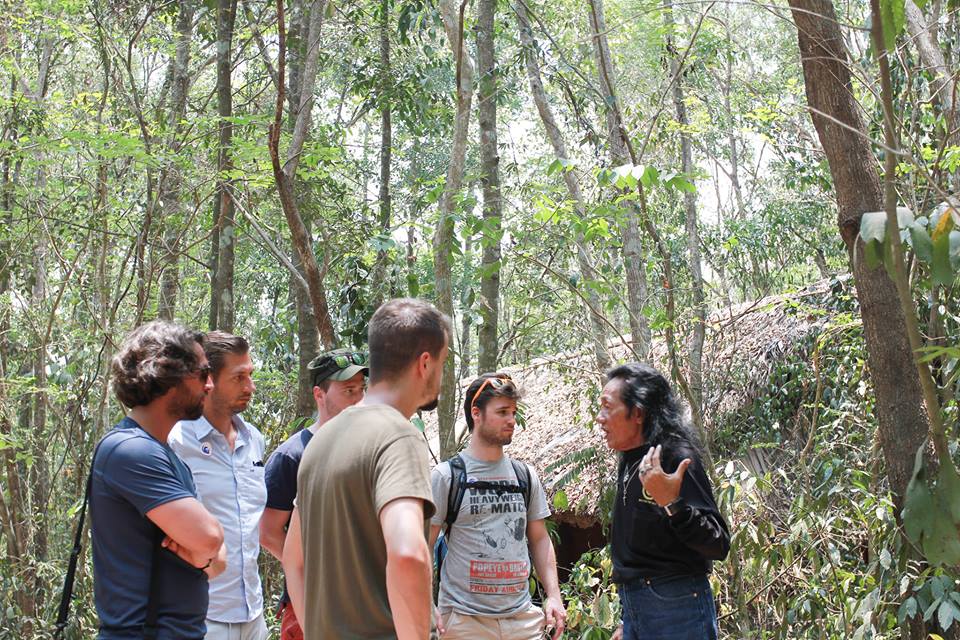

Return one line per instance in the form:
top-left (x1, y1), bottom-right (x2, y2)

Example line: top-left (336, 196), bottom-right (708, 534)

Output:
top-left (639, 444), bottom-right (692, 507)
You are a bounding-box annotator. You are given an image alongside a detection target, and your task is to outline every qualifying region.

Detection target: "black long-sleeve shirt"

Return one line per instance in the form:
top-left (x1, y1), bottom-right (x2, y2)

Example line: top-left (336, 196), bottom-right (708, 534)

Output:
top-left (610, 442), bottom-right (730, 583)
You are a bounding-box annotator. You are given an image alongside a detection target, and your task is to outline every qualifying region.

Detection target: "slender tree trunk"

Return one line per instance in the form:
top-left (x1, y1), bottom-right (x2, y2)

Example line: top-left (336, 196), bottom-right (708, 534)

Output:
top-left (370, 0), bottom-right (392, 311)
top-left (476, 0), bottom-right (501, 373)
top-left (460, 233), bottom-right (473, 380)
top-left (435, 0), bottom-right (476, 460)
top-left (723, 8), bottom-right (746, 219)
top-left (905, 0), bottom-right (956, 130)
top-left (211, 0), bottom-right (239, 331)
top-left (267, 0), bottom-right (337, 348)
top-left (586, 0), bottom-right (652, 358)
top-left (787, 0), bottom-right (930, 523)
top-left (294, 233), bottom-right (320, 417)
top-left (157, 0), bottom-right (197, 320)
top-left (515, 0), bottom-right (611, 372)
top-left (664, 0), bottom-right (706, 412)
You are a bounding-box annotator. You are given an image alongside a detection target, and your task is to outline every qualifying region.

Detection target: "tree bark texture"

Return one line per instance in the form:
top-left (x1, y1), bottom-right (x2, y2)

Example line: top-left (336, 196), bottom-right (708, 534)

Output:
top-left (664, 0), bottom-right (706, 412)
top-left (210, 0), bottom-right (239, 331)
top-left (370, 0), bottom-right (393, 311)
top-left (787, 0), bottom-right (930, 514)
top-left (586, 0), bottom-right (652, 358)
top-left (435, 0), bottom-right (476, 460)
top-left (515, 0), bottom-right (611, 372)
top-left (268, 0), bottom-right (337, 349)
top-left (157, 0), bottom-right (197, 320)
top-left (476, 0), bottom-right (502, 373)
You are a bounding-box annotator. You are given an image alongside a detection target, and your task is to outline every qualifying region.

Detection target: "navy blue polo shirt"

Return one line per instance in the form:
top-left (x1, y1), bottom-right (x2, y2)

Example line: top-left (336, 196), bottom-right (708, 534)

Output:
top-left (90, 417), bottom-right (208, 639)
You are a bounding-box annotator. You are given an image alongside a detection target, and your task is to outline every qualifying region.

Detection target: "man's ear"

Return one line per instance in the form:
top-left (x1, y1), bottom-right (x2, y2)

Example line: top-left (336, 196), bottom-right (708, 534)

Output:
top-left (417, 351), bottom-right (432, 377)
top-left (471, 404), bottom-right (482, 422)
top-left (312, 385), bottom-right (324, 404)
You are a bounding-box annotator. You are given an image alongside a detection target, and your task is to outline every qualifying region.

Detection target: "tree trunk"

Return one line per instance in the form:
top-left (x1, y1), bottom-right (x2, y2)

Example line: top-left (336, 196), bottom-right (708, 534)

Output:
top-left (664, 0), bottom-right (706, 413)
top-left (370, 0), bottom-right (392, 311)
top-left (268, 0), bottom-right (337, 348)
top-left (515, 0), bottom-right (611, 372)
top-left (211, 0), bottom-right (239, 331)
top-left (786, 0), bottom-right (930, 518)
top-left (904, 0), bottom-right (955, 130)
top-left (435, 0), bottom-right (476, 460)
top-left (295, 237), bottom-right (320, 417)
top-left (476, 0), bottom-right (501, 373)
top-left (586, 0), bottom-right (652, 358)
top-left (460, 233), bottom-right (473, 380)
top-left (157, 0), bottom-right (197, 320)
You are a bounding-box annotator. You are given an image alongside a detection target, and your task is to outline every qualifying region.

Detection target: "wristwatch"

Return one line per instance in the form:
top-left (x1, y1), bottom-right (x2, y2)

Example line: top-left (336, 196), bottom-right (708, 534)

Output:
top-left (663, 497), bottom-right (686, 517)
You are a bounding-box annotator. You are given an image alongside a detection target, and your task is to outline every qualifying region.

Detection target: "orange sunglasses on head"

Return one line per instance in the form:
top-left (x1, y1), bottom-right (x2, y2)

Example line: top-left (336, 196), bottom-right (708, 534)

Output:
top-left (471, 374), bottom-right (513, 408)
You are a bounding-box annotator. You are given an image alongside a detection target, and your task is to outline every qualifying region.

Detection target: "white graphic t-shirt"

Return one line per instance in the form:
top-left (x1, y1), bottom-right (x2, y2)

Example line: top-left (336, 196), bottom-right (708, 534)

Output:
top-left (430, 452), bottom-right (550, 617)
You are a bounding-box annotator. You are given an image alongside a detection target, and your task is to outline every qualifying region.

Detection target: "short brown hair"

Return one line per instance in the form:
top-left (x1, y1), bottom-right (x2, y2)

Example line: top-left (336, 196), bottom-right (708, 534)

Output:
top-left (204, 331), bottom-right (249, 378)
top-left (463, 373), bottom-right (521, 431)
top-left (111, 321), bottom-right (204, 408)
top-left (367, 298), bottom-right (451, 384)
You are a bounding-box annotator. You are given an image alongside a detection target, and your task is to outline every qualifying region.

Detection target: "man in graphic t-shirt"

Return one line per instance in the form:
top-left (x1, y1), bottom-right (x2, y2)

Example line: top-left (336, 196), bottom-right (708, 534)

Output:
top-left (90, 321), bottom-right (227, 639)
top-left (259, 348), bottom-right (367, 639)
top-left (429, 373), bottom-right (566, 640)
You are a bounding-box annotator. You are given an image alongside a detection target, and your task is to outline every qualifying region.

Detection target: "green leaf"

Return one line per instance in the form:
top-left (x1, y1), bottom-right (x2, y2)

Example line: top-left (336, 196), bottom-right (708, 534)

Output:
top-left (909, 222), bottom-right (934, 263)
top-left (878, 0), bottom-right (906, 51)
top-left (940, 600), bottom-right (960, 631)
top-left (950, 230), bottom-right (960, 270)
top-left (553, 490), bottom-right (569, 510)
top-left (860, 210), bottom-right (887, 242)
top-left (932, 228), bottom-right (955, 286)
top-left (902, 444), bottom-right (933, 544)
top-left (899, 596), bottom-right (918, 624)
top-left (938, 459), bottom-right (960, 523)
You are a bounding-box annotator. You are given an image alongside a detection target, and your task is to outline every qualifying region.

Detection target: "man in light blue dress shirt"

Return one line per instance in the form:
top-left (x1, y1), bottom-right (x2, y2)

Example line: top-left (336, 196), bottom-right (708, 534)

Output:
top-left (170, 331), bottom-right (268, 640)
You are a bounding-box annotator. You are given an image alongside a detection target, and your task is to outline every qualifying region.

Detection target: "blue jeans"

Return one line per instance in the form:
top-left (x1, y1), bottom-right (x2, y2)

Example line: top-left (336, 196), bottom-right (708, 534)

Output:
top-left (618, 574), bottom-right (718, 640)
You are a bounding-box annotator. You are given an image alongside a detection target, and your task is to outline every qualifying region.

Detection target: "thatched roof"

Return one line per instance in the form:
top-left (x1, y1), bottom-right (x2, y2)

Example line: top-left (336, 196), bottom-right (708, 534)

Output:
top-left (422, 278), bottom-right (843, 522)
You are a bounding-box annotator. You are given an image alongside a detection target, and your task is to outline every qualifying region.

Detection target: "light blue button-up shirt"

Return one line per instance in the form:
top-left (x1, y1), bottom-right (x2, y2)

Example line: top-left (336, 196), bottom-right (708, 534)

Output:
top-left (169, 415), bottom-right (267, 624)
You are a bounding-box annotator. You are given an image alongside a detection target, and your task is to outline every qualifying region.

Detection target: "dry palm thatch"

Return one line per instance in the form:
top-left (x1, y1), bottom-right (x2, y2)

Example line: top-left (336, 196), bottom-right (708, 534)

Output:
top-left (421, 278), bottom-right (843, 521)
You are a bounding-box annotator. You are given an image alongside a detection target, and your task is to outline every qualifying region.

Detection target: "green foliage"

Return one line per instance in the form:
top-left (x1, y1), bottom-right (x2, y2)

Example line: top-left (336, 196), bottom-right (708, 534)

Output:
top-left (561, 548), bottom-right (619, 639)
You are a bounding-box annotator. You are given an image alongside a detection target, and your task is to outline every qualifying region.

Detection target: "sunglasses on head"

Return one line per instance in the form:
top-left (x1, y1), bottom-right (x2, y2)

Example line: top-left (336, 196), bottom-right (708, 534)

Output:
top-left (471, 374), bottom-right (513, 408)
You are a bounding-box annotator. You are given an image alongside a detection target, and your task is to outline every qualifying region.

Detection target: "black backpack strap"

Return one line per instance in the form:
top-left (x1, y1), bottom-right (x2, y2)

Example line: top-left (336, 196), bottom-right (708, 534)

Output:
top-left (54, 453), bottom-right (96, 638)
top-left (142, 525), bottom-right (164, 639)
top-left (444, 454), bottom-right (467, 537)
top-left (54, 436), bottom-right (112, 639)
top-left (510, 458), bottom-right (532, 511)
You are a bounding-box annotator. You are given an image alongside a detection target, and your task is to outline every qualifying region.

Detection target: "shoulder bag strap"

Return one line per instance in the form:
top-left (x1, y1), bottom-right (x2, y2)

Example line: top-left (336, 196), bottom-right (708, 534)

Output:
top-left (141, 525), bottom-right (165, 640)
top-left (54, 437), bottom-right (110, 639)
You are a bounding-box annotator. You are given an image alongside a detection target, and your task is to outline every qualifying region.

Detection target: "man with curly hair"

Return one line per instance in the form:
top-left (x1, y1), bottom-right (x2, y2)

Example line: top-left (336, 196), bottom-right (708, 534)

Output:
top-left (90, 321), bottom-right (228, 639)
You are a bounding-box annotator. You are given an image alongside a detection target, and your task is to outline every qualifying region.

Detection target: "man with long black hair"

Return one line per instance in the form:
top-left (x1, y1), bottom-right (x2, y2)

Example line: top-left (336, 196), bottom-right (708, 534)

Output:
top-left (597, 363), bottom-right (729, 640)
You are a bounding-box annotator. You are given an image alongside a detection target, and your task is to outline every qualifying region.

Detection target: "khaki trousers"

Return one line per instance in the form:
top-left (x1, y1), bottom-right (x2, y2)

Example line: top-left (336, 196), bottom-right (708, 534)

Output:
top-left (440, 604), bottom-right (545, 640)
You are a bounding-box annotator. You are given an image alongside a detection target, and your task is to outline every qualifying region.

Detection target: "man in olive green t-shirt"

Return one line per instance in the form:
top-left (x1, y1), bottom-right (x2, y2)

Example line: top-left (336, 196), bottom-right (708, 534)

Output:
top-left (282, 298), bottom-right (451, 640)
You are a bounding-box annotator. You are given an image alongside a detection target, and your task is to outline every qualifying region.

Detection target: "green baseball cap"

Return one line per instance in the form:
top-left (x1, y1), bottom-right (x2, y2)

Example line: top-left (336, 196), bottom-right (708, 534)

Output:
top-left (308, 349), bottom-right (369, 386)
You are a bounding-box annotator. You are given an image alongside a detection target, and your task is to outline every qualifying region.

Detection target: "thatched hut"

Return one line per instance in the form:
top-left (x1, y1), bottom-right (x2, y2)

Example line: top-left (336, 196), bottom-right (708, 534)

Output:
top-left (421, 278), bottom-right (843, 566)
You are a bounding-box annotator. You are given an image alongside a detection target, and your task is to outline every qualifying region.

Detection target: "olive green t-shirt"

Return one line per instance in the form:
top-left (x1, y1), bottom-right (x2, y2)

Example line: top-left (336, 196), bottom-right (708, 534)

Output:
top-left (297, 404), bottom-right (436, 640)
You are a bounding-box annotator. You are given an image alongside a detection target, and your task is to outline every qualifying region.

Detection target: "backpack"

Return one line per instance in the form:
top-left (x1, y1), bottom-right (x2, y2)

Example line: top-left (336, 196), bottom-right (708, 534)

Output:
top-left (433, 454), bottom-right (532, 592)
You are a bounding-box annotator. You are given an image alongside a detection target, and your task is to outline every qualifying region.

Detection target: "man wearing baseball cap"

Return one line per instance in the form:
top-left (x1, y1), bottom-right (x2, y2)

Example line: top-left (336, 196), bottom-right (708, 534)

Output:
top-left (259, 349), bottom-right (368, 640)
